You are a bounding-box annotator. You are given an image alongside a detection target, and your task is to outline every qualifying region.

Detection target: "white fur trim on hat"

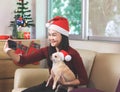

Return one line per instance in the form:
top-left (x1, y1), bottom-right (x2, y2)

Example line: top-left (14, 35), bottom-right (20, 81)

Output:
top-left (47, 24), bottom-right (69, 37)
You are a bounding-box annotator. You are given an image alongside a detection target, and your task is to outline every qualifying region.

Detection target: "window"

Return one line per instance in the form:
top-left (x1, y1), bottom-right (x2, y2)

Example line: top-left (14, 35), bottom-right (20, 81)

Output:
top-left (48, 0), bottom-right (120, 42)
top-left (48, 0), bottom-right (82, 40)
top-left (88, 0), bottom-right (120, 42)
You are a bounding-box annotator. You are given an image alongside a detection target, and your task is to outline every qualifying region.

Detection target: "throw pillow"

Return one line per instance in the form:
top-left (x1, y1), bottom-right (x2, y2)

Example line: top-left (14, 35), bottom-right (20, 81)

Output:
top-left (26, 41), bottom-right (40, 65)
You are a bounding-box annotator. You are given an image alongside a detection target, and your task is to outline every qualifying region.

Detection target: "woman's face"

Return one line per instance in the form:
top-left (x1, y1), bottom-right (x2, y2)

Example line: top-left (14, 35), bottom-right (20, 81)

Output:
top-left (48, 29), bottom-right (62, 47)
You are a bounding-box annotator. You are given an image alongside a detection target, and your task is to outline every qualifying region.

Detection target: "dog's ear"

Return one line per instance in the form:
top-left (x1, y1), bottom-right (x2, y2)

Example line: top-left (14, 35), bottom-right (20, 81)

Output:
top-left (58, 52), bottom-right (64, 61)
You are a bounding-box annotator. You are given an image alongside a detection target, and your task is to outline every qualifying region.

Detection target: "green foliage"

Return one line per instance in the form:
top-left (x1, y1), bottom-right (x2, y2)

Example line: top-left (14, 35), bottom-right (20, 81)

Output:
top-left (10, 0), bottom-right (35, 28)
top-left (50, 0), bottom-right (82, 34)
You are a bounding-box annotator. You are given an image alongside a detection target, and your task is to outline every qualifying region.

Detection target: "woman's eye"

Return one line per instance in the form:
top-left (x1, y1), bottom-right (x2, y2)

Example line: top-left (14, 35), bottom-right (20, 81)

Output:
top-left (52, 33), bottom-right (57, 36)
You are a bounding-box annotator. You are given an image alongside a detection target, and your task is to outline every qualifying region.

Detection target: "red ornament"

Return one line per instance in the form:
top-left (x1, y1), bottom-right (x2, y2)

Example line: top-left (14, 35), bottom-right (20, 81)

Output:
top-left (18, 16), bottom-right (23, 21)
top-left (24, 32), bottom-right (30, 39)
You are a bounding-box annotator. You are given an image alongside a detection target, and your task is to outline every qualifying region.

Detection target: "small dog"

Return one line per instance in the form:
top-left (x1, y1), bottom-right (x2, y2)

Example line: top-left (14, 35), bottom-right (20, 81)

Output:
top-left (46, 51), bottom-right (76, 92)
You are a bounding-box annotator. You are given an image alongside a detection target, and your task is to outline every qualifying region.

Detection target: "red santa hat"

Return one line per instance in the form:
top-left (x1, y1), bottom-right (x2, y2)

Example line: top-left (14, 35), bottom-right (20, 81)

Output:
top-left (46, 16), bottom-right (69, 37)
top-left (59, 50), bottom-right (72, 61)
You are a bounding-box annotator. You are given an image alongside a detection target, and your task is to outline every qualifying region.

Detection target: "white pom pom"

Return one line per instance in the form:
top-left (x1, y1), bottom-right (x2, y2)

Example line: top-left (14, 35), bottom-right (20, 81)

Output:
top-left (65, 55), bottom-right (72, 61)
top-left (46, 23), bottom-right (50, 27)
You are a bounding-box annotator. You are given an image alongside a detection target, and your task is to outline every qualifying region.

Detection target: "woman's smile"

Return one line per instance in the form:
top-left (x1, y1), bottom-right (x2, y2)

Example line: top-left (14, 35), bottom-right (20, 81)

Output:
top-left (48, 29), bottom-right (62, 47)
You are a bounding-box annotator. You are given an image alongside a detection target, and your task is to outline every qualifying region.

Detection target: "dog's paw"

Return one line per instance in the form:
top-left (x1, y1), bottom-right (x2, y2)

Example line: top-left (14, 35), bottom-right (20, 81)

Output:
top-left (52, 85), bottom-right (56, 90)
top-left (45, 84), bottom-right (48, 87)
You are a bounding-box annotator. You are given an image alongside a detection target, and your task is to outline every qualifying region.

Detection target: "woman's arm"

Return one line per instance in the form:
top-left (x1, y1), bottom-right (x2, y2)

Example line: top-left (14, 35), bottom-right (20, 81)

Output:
top-left (72, 50), bottom-right (88, 85)
top-left (7, 50), bottom-right (20, 62)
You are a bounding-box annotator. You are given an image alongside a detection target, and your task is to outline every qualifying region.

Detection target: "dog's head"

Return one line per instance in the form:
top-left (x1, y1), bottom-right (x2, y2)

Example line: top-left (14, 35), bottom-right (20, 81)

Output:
top-left (51, 52), bottom-right (64, 63)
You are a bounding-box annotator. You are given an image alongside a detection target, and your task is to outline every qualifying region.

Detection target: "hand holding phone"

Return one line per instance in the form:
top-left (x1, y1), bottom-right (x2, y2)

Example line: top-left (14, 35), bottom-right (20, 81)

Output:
top-left (8, 40), bottom-right (17, 50)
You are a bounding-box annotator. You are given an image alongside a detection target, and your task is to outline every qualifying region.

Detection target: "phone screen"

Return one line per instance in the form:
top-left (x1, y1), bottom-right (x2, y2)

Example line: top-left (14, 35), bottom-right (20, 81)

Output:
top-left (8, 40), bottom-right (17, 50)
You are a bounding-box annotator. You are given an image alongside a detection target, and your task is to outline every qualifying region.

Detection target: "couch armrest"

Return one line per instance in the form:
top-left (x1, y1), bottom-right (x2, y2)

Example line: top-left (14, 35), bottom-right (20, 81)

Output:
top-left (13, 68), bottom-right (49, 89)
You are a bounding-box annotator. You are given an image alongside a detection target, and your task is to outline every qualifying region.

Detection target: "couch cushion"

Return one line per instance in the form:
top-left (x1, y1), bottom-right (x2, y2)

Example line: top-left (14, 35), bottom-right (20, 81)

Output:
top-left (89, 53), bottom-right (120, 92)
top-left (0, 40), bottom-right (40, 59)
top-left (0, 78), bottom-right (13, 92)
top-left (116, 79), bottom-right (120, 92)
top-left (0, 40), bottom-right (11, 59)
top-left (0, 60), bottom-right (40, 78)
top-left (14, 69), bottom-right (49, 88)
top-left (76, 49), bottom-right (96, 77)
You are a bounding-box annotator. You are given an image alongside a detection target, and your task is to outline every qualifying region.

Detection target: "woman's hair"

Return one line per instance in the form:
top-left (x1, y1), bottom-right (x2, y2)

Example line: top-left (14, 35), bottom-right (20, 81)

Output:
top-left (48, 34), bottom-right (69, 68)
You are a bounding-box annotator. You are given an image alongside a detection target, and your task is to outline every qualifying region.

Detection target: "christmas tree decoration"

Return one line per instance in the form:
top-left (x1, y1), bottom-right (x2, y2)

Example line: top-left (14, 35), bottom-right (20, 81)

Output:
top-left (9, 0), bottom-right (35, 39)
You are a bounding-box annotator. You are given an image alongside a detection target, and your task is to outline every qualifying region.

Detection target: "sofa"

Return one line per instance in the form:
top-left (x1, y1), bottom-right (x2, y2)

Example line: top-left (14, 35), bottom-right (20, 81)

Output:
top-left (11, 49), bottom-right (120, 92)
top-left (0, 39), bottom-right (41, 92)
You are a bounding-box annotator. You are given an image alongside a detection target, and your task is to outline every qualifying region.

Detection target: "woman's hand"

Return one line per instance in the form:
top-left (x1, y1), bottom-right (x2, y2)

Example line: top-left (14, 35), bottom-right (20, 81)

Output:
top-left (59, 75), bottom-right (80, 86)
top-left (59, 75), bottom-right (70, 86)
top-left (3, 40), bottom-right (20, 62)
top-left (3, 40), bottom-right (12, 53)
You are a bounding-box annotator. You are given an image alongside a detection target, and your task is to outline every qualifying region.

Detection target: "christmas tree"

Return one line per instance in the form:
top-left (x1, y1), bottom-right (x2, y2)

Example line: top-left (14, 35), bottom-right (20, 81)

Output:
top-left (10, 0), bottom-right (35, 39)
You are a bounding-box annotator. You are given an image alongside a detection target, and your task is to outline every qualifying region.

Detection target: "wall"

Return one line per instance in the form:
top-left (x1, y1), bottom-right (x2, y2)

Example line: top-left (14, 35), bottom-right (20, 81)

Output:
top-left (36, 0), bottom-right (48, 47)
top-left (0, 0), bottom-right (16, 35)
top-left (70, 40), bottom-right (120, 53)
top-left (0, 0), bottom-right (36, 37)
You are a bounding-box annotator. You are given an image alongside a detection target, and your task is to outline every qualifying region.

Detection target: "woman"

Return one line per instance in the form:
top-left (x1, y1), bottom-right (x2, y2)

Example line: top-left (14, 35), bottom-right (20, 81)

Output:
top-left (4, 16), bottom-right (88, 92)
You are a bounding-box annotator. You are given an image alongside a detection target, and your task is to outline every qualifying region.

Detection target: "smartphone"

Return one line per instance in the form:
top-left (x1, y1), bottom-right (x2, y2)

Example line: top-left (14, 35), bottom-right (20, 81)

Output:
top-left (8, 40), bottom-right (17, 50)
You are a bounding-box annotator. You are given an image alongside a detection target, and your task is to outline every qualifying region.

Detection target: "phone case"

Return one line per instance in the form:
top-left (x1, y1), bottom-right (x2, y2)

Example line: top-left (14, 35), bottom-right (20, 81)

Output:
top-left (8, 40), bottom-right (17, 50)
